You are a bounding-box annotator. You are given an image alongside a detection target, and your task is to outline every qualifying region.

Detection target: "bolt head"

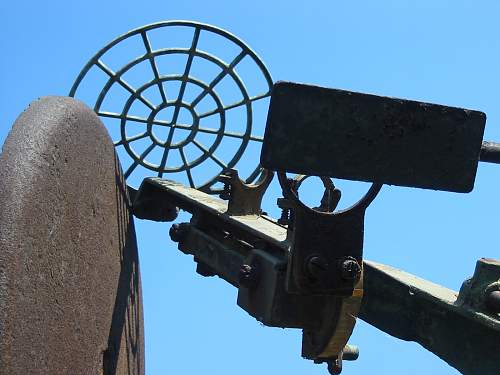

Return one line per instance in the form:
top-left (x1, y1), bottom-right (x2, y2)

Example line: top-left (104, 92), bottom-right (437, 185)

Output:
top-left (327, 358), bottom-right (342, 375)
top-left (238, 263), bottom-right (258, 288)
top-left (340, 257), bottom-right (361, 280)
top-left (306, 255), bottom-right (329, 280)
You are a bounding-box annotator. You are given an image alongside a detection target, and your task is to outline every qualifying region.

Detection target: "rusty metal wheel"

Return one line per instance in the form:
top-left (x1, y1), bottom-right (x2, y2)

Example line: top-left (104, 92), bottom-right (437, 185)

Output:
top-left (0, 97), bottom-right (144, 375)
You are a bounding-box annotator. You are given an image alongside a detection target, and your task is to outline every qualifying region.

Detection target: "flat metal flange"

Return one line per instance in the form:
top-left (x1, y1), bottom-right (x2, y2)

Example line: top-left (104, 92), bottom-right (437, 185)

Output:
top-left (0, 97), bottom-right (144, 375)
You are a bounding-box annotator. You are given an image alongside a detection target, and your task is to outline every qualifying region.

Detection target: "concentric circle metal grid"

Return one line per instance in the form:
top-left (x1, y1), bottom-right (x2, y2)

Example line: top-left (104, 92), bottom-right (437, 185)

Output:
top-left (70, 20), bottom-right (273, 193)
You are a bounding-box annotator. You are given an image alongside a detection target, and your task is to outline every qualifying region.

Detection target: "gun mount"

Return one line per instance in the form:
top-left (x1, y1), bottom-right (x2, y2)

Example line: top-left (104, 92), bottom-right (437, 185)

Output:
top-left (132, 176), bottom-right (500, 375)
top-left (42, 19), bottom-right (500, 375)
top-left (1, 20), bottom-right (499, 375)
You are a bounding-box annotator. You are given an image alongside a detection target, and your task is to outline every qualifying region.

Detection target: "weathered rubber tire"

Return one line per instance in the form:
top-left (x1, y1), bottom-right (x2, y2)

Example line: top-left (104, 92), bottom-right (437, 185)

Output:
top-left (0, 97), bottom-right (144, 375)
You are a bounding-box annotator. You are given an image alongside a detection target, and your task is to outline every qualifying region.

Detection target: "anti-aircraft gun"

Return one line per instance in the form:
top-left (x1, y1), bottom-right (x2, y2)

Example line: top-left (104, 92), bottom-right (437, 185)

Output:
top-left (1, 21), bottom-right (499, 375)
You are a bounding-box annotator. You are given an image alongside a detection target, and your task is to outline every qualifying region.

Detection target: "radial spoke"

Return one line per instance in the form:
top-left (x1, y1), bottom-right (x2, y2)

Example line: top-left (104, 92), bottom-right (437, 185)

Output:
top-left (196, 126), bottom-right (263, 142)
top-left (192, 140), bottom-right (227, 169)
top-left (98, 111), bottom-right (151, 124)
top-left (114, 132), bottom-right (150, 146)
top-left (158, 126), bottom-right (177, 177)
top-left (241, 133), bottom-right (263, 142)
top-left (190, 50), bottom-right (247, 108)
top-left (198, 92), bottom-right (270, 119)
top-left (141, 31), bottom-right (168, 104)
top-left (179, 147), bottom-right (195, 188)
top-left (152, 121), bottom-right (190, 130)
top-left (170, 28), bottom-right (201, 126)
top-left (124, 143), bottom-right (156, 178)
top-left (195, 126), bottom-right (220, 135)
top-left (99, 111), bottom-right (175, 129)
top-left (95, 60), bottom-right (156, 111)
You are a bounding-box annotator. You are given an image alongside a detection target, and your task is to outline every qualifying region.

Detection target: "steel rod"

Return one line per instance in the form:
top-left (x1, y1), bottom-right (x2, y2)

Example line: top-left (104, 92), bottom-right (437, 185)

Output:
top-left (480, 141), bottom-right (500, 164)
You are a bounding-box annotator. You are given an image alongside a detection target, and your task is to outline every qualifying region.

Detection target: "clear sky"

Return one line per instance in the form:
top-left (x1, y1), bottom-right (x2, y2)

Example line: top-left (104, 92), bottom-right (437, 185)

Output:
top-left (1, 1), bottom-right (500, 374)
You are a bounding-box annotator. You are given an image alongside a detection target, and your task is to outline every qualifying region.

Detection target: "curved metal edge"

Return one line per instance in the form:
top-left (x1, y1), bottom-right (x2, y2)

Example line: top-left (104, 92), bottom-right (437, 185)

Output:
top-left (277, 172), bottom-right (382, 216)
top-left (70, 20), bottom-right (273, 99)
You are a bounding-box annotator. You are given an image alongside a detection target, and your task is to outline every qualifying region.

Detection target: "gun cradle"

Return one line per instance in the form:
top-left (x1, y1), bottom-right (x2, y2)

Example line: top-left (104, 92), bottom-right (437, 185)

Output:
top-left (134, 177), bottom-right (500, 375)
top-left (134, 177), bottom-right (362, 373)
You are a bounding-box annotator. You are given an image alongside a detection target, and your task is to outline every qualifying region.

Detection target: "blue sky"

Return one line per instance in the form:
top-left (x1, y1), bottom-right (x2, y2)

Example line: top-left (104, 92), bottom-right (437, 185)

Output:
top-left (1, 1), bottom-right (500, 374)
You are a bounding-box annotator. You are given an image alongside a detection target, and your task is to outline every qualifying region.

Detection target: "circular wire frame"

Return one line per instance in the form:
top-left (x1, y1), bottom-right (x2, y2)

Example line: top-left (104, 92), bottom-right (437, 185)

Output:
top-left (69, 20), bottom-right (273, 193)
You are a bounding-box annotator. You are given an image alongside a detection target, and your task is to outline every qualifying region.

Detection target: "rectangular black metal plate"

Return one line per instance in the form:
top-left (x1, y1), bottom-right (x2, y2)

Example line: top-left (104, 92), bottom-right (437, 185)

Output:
top-left (261, 82), bottom-right (487, 192)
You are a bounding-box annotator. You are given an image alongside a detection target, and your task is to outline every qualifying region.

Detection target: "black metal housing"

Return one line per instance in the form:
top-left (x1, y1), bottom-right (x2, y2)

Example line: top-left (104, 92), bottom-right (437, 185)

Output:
top-left (261, 82), bottom-right (487, 193)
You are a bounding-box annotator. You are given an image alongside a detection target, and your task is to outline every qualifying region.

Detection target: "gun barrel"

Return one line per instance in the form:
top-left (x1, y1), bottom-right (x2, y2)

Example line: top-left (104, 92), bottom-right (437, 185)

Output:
top-left (480, 141), bottom-right (500, 164)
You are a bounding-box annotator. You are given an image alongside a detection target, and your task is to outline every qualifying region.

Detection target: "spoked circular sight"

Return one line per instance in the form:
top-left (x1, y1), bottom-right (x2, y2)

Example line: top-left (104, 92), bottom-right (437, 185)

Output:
top-left (70, 20), bottom-right (273, 193)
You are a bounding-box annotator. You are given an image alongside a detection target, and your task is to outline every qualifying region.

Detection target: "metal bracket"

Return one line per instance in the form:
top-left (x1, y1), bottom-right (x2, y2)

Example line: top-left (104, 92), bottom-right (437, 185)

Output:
top-left (218, 168), bottom-right (274, 216)
top-left (277, 172), bottom-right (382, 295)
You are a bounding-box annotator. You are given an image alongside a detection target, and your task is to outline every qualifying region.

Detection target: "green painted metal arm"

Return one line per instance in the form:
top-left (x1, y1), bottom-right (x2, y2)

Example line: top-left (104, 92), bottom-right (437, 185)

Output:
top-left (359, 259), bottom-right (500, 375)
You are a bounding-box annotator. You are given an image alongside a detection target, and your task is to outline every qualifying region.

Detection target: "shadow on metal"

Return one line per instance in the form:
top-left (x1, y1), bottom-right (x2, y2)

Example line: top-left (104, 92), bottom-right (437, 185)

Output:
top-left (103, 154), bottom-right (144, 375)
